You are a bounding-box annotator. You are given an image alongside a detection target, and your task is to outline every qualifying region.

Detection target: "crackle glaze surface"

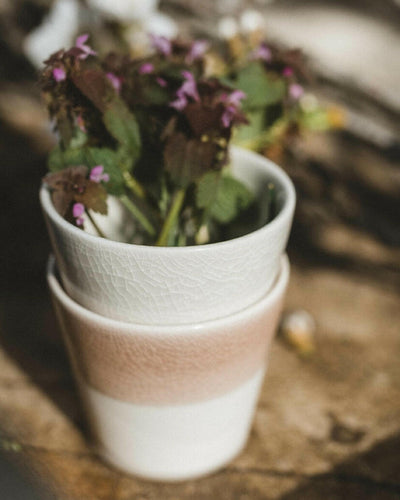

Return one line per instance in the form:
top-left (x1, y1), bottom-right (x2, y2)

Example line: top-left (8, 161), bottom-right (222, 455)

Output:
top-left (41, 147), bottom-right (295, 325)
top-left (48, 255), bottom-right (289, 405)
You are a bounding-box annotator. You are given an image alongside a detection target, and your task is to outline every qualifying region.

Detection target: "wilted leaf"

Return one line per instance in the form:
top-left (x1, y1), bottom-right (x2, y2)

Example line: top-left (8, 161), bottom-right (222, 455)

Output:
top-left (44, 166), bottom-right (88, 216)
top-left (184, 101), bottom-right (225, 137)
top-left (76, 182), bottom-right (108, 214)
top-left (71, 67), bottom-right (109, 112)
top-left (164, 133), bottom-right (218, 187)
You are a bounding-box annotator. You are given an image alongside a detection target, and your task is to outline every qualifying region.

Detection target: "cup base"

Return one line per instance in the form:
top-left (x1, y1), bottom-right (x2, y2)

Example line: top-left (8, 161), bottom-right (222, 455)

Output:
top-left (79, 367), bottom-right (266, 481)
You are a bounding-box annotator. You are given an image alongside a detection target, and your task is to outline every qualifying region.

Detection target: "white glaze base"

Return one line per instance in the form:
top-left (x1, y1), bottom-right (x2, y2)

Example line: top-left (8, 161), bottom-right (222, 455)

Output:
top-left (79, 367), bottom-right (266, 481)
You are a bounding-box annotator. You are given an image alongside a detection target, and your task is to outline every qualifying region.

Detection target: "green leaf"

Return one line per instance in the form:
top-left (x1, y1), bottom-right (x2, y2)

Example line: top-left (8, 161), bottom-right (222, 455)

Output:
top-left (48, 146), bottom-right (87, 172)
top-left (47, 145), bottom-right (125, 195)
top-left (84, 148), bottom-right (125, 195)
top-left (300, 107), bottom-right (331, 131)
top-left (232, 109), bottom-right (265, 144)
top-left (236, 62), bottom-right (286, 110)
top-left (103, 100), bottom-right (141, 170)
top-left (196, 171), bottom-right (254, 224)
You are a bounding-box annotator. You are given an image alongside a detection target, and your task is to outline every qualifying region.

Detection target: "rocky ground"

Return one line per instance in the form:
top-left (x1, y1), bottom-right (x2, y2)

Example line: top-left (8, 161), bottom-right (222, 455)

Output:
top-left (0, 1), bottom-right (399, 498)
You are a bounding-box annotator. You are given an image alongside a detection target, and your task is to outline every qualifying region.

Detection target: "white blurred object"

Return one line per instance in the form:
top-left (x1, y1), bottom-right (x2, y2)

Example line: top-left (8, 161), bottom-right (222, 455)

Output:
top-left (124, 12), bottom-right (178, 53)
top-left (23, 0), bottom-right (80, 68)
top-left (240, 9), bottom-right (266, 33)
top-left (144, 12), bottom-right (178, 38)
top-left (281, 309), bottom-right (316, 356)
top-left (217, 17), bottom-right (239, 40)
top-left (300, 93), bottom-right (319, 113)
top-left (87, 0), bottom-right (159, 22)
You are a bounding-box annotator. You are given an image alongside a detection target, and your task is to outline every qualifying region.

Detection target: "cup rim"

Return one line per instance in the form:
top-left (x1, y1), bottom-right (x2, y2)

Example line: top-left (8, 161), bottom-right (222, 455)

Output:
top-left (47, 253), bottom-right (290, 334)
top-left (40, 146), bottom-right (296, 254)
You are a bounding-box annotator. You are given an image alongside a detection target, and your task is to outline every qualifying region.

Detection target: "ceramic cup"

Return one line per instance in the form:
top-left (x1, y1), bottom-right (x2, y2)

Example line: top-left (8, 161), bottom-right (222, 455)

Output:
top-left (48, 254), bottom-right (290, 481)
top-left (41, 147), bottom-right (295, 325)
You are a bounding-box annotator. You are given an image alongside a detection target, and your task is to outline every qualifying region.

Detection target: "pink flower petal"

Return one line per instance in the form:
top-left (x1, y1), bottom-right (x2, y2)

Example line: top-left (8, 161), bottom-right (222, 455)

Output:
top-left (283, 66), bottom-right (294, 77)
top-left (219, 90), bottom-right (246, 127)
top-left (52, 67), bottom-right (66, 82)
top-left (156, 77), bottom-right (167, 87)
top-left (289, 83), bottom-right (304, 100)
top-left (170, 94), bottom-right (188, 111)
top-left (75, 33), bottom-right (97, 60)
top-left (150, 34), bottom-right (172, 56)
top-left (170, 71), bottom-right (199, 110)
top-left (139, 63), bottom-right (154, 74)
top-left (186, 40), bottom-right (209, 64)
top-left (251, 43), bottom-right (272, 62)
top-left (106, 72), bottom-right (122, 93)
top-left (76, 34), bottom-right (89, 47)
top-left (180, 71), bottom-right (199, 101)
top-left (72, 202), bottom-right (85, 218)
top-left (90, 165), bottom-right (109, 183)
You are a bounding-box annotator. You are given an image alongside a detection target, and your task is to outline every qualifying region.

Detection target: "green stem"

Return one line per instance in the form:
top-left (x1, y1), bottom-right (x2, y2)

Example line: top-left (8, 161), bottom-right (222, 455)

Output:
top-left (85, 210), bottom-right (106, 239)
top-left (156, 188), bottom-right (186, 247)
top-left (123, 171), bottom-right (146, 199)
top-left (120, 194), bottom-right (156, 237)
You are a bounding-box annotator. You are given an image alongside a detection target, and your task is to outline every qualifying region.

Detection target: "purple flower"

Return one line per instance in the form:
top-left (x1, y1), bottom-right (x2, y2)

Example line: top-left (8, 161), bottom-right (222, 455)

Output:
top-left (185, 40), bottom-right (209, 64)
top-left (72, 202), bottom-right (85, 226)
top-left (139, 63), bottom-right (154, 75)
top-left (220, 90), bottom-right (246, 128)
top-left (156, 77), bottom-right (167, 87)
top-left (90, 165), bottom-right (109, 183)
top-left (150, 34), bottom-right (172, 56)
top-left (283, 66), bottom-right (294, 77)
top-left (106, 72), bottom-right (122, 93)
top-left (180, 71), bottom-right (199, 101)
top-left (250, 43), bottom-right (271, 62)
top-left (75, 33), bottom-right (97, 60)
top-left (53, 67), bottom-right (66, 82)
top-left (170, 71), bottom-right (199, 111)
top-left (289, 83), bottom-right (304, 100)
top-left (170, 93), bottom-right (187, 111)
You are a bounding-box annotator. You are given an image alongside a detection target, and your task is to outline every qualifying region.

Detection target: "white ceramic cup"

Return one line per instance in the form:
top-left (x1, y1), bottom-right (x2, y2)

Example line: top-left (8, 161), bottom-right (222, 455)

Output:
top-left (48, 254), bottom-right (289, 481)
top-left (41, 146), bottom-right (295, 325)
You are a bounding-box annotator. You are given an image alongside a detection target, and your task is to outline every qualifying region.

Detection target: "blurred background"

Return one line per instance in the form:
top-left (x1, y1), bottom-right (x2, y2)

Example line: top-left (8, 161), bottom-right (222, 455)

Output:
top-left (0, 1), bottom-right (399, 498)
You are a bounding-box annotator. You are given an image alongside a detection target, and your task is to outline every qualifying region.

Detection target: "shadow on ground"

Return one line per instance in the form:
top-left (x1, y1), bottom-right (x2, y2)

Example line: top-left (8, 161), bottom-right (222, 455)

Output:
top-left (280, 432), bottom-right (400, 500)
top-left (0, 121), bottom-right (83, 428)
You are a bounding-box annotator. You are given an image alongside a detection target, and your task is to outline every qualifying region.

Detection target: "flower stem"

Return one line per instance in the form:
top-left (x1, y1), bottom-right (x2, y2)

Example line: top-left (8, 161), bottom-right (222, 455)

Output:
top-left (85, 209), bottom-right (106, 239)
top-left (123, 171), bottom-right (146, 199)
top-left (156, 188), bottom-right (186, 246)
top-left (120, 194), bottom-right (156, 237)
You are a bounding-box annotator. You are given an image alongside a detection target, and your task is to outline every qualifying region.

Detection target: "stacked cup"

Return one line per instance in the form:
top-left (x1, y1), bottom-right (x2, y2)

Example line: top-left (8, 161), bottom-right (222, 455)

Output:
top-left (41, 146), bottom-right (295, 481)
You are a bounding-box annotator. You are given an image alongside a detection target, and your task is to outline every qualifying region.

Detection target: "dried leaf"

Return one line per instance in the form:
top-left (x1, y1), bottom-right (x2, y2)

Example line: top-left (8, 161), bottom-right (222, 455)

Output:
top-left (76, 182), bottom-right (108, 214)
top-left (164, 133), bottom-right (218, 187)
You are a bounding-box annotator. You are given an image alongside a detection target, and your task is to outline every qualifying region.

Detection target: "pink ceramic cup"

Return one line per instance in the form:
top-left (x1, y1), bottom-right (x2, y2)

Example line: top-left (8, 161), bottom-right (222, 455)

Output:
top-left (48, 254), bottom-right (290, 481)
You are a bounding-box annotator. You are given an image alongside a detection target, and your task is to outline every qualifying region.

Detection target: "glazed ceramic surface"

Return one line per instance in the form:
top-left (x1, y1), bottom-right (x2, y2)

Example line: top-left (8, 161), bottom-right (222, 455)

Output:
top-left (48, 254), bottom-right (290, 480)
top-left (41, 147), bottom-right (295, 325)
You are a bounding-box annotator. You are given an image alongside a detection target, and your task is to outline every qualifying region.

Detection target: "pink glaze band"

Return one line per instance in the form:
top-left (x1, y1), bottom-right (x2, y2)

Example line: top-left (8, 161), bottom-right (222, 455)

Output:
top-left (48, 255), bottom-right (289, 405)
